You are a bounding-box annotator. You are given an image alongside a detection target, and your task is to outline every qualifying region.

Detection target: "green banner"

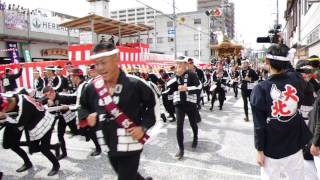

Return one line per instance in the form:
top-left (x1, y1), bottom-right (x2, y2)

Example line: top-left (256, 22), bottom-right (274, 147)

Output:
top-left (20, 42), bottom-right (32, 62)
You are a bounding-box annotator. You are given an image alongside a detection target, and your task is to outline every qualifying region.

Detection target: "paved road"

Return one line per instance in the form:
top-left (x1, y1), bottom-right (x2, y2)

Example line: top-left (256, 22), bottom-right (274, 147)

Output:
top-left (0, 93), bottom-right (261, 180)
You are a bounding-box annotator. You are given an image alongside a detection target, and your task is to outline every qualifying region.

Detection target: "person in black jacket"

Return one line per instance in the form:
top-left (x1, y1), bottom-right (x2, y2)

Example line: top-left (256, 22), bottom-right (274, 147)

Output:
top-left (2, 65), bottom-right (23, 92)
top-left (187, 58), bottom-right (206, 108)
top-left (160, 69), bottom-right (176, 122)
top-left (78, 42), bottom-right (155, 180)
top-left (230, 66), bottom-right (240, 98)
top-left (167, 56), bottom-right (200, 160)
top-left (0, 94), bottom-right (60, 176)
top-left (72, 68), bottom-right (102, 156)
top-left (45, 66), bottom-right (64, 93)
top-left (187, 58), bottom-right (203, 123)
top-left (147, 66), bottom-right (160, 85)
top-left (309, 91), bottom-right (320, 178)
top-left (307, 55), bottom-right (320, 92)
top-left (240, 59), bottom-right (259, 121)
top-left (55, 66), bottom-right (69, 93)
top-left (250, 44), bottom-right (312, 180)
top-left (33, 69), bottom-right (45, 99)
top-left (210, 64), bottom-right (228, 111)
top-left (43, 86), bottom-right (78, 160)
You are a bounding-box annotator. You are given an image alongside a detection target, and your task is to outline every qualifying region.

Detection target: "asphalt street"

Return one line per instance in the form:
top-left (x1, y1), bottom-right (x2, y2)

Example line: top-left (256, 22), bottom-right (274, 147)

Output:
top-left (0, 92), bottom-right (261, 180)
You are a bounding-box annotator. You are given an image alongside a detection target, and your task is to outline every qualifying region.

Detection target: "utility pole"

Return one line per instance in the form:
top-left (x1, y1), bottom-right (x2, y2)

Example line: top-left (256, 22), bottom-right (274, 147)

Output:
top-left (276, 0), bottom-right (279, 25)
top-left (173, 0), bottom-right (177, 59)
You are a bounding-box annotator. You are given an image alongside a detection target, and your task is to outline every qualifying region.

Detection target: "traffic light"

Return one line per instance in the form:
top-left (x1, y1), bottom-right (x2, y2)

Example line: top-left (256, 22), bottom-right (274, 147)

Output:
top-left (205, 8), bottom-right (222, 17)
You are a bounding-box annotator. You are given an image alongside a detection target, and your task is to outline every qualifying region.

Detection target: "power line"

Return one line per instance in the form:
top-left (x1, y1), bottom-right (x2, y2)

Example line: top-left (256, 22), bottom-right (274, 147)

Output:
top-left (161, 0), bottom-right (184, 13)
top-left (135, 0), bottom-right (210, 36)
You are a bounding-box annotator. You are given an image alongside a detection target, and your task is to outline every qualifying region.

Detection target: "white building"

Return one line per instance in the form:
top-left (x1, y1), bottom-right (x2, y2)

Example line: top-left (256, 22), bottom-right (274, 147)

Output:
top-left (112, 9), bottom-right (211, 63)
top-left (87, 0), bottom-right (110, 18)
top-left (110, 7), bottom-right (159, 26)
top-left (152, 11), bottom-right (211, 63)
top-left (284, 0), bottom-right (320, 58)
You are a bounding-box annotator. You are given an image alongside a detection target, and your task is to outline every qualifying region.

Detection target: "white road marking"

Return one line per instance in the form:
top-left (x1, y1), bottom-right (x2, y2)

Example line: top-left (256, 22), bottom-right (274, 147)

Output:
top-left (141, 158), bottom-right (260, 179)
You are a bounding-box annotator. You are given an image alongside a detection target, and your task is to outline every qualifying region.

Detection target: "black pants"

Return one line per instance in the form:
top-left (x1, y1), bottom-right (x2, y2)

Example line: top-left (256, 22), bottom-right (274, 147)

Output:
top-left (108, 153), bottom-right (145, 180)
top-left (58, 116), bottom-right (78, 155)
top-left (241, 89), bottom-right (252, 118)
top-left (162, 94), bottom-right (175, 117)
top-left (3, 125), bottom-right (31, 165)
top-left (88, 127), bottom-right (101, 151)
top-left (196, 91), bottom-right (202, 108)
top-left (203, 86), bottom-right (210, 101)
top-left (32, 128), bottom-right (60, 167)
top-left (3, 125), bottom-right (59, 168)
top-left (78, 125), bottom-right (101, 152)
top-left (211, 88), bottom-right (226, 108)
top-left (233, 82), bottom-right (239, 97)
top-left (175, 104), bottom-right (198, 152)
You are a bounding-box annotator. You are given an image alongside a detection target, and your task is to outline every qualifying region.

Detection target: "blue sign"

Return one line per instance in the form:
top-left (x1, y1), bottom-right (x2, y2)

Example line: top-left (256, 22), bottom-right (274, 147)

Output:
top-left (168, 30), bottom-right (176, 34)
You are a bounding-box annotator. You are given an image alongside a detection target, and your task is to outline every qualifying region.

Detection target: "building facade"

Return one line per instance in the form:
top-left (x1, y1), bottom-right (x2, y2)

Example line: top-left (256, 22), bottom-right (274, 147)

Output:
top-left (0, 10), bottom-right (79, 64)
top-left (152, 11), bottom-right (211, 63)
top-left (198, 0), bottom-right (234, 40)
top-left (283, 0), bottom-right (320, 58)
top-left (110, 7), bottom-right (159, 26)
top-left (88, 0), bottom-right (110, 18)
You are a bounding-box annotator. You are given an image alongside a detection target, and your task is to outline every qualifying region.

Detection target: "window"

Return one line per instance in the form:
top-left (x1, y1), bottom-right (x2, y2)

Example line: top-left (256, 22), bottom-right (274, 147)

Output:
top-left (147, 38), bottom-right (153, 44)
top-left (168, 37), bottom-right (174, 42)
top-left (167, 21), bottom-right (173, 27)
top-left (157, 37), bottom-right (164, 43)
top-left (184, 50), bottom-right (188, 56)
top-left (194, 18), bottom-right (201, 24)
top-left (194, 50), bottom-right (199, 56)
top-left (137, 12), bottom-right (144, 16)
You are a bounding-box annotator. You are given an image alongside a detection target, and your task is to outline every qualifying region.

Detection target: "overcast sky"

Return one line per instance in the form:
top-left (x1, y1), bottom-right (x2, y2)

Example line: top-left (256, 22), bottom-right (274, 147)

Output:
top-left (4, 0), bottom-right (286, 49)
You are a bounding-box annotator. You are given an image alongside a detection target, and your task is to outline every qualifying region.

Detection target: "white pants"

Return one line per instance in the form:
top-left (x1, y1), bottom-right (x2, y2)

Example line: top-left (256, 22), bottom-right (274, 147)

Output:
top-left (261, 150), bottom-right (304, 180)
top-left (314, 156), bottom-right (320, 179)
top-left (304, 160), bottom-right (318, 180)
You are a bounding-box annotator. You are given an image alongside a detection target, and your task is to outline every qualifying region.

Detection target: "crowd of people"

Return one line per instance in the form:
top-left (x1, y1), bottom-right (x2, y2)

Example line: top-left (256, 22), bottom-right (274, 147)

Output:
top-left (0, 1), bottom-right (64, 17)
top-left (0, 40), bottom-right (320, 179)
top-left (0, 1), bottom-right (29, 15)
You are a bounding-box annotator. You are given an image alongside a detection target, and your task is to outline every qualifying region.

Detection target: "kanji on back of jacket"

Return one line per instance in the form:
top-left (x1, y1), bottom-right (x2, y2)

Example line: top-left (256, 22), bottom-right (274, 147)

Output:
top-left (0, 15), bottom-right (178, 90)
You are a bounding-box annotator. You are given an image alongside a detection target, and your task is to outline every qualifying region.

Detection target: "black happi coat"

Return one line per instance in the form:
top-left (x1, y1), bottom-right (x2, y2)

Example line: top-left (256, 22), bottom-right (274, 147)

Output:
top-left (6, 95), bottom-right (55, 141)
top-left (78, 70), bottom-right (156, 156)
top-left (2, 68), bottom-right (23, 92)
top-left (34, 77), bottom-right (45, 92)
top-left (250, 71), bottom-right (312, 159)
top-left (166, 70), bottom-right (201, 105)
top-left (240, 68), bottom-right (259, 90)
